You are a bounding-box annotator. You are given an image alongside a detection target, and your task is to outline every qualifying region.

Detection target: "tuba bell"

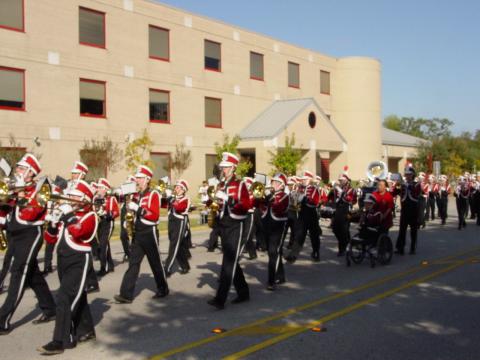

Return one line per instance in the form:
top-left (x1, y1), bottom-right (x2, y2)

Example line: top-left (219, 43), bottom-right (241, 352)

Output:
top-left (366, 161), bottom-right (388, 182)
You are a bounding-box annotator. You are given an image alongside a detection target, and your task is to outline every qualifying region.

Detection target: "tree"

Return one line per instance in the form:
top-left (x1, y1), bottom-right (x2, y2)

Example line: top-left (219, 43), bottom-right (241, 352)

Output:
top-left (170, 144), bottom-right (192, 178)
top-left (79, 136), bottom-right (123, 180)
top-left (268, 133), bottom-right (305, 176)
top-left (124, 129), bottom-right (154, 173)
top-left (383, 115), bottom-right (453, 140)
top-left (0, 133), bottom-right (42, 175)
top-left (213, 134), bottom-right (253, 178)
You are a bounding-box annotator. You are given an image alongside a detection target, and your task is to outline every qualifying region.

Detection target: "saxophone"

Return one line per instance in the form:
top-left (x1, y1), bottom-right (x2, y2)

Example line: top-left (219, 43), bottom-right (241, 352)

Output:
top-left (206, 185), bottom-right (220, 228)
top-left (124, 194), bottom-right (135, 239)
top-left (0, 229), bottom-right (7, 251)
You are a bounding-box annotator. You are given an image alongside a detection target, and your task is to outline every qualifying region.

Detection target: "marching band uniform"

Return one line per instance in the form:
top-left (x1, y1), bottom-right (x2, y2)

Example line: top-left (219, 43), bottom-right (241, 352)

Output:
top-left (436, 175), bottom-right (451, 225)
top-left (165, 180), bottom-right (191, 276)
top-left (242, 177), bottom-right (258, 260)
top-left (0, 214), bottom-right (13, 293)
top-left (119, 175), bottom-right (136, 261)
top-left (38, 180), bottom-right (98, 354)
top-left (115, 166), bottom-right (169, 303)
top-left (395, 166), bottom-right (422, 255)
top-left (474, 174), bottom-right (480, 225)
top-left (0, 154), bottom-right (56, 335)
top-left (95, 178), bottom-right (120, 276)
top-left (208, 153), bottom-right (251, 309)
top-left (454, 177), bottom-right (470, 230)
top-left (425, 175), bottom-right (438, 221)
top-left (285, 177), bottom-right (299, 249)
top-left (418, 174), bottom-right (429, 228)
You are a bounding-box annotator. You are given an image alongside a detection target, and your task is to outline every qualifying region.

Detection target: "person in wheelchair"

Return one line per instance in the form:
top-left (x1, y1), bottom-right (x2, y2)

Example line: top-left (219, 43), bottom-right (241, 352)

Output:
top-left (357, 194), bottom-right (383, 246)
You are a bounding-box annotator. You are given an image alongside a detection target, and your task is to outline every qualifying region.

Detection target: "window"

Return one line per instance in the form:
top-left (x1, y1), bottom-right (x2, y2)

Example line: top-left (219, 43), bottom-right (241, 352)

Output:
top-left (0, 0), bottom-right (24, 32)
top-left (205, 97), bottom-right (222, 128)
top-left (205, 154), bottom-right (217, 179)
top-left (250, 52), bottom-right (264, 81)
top-left (151, 152), bottom-right (171, 179)
top-left (308, 112), bottom-right (316, 129)
top-left (149, 89), bottom-right (170, 123)
top-left (204, 40), bottom-right (221, 71)
top-left (288, 62), bottom-right (300, 88)
top-left (80, 79), bottom-right (106, 118)
top-left (320, 70), bottom-right (331, 95)
top-left (79, 7), bottom-right (105, 48)
top-left (0, 66), bottom-right (25, 111)
top-left (149, 25), bottom-right (169, 61)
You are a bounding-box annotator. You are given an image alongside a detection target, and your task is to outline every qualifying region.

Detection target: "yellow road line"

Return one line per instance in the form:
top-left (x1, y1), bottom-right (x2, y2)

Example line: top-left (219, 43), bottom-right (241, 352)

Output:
top-left (149, 246), bottom-right (480, 360)
top-left (223, 258), bottom-right (471, 360)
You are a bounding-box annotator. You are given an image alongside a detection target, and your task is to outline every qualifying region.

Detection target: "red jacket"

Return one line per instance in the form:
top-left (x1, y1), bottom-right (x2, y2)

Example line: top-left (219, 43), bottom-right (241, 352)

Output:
top-left (137, 189), bottom-right (161, 225)
top-left (304, 185), bottom-right (320, 208)
top-left (168, 195), bottom-right (191, 219)
top-left (269, 190), bottom-right (289, 220)
top-left (105, 195), bottom-right (120, 219)
top-left (219, 177), bottom-right (251, 220)
top-left (372, 191), bottom-right (394, 229)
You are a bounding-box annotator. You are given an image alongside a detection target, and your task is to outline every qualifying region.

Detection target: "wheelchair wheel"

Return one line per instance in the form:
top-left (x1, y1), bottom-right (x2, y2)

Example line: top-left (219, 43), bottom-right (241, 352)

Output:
top-left (377, 234), bottom-right (393, 265)
top-left (348, 243), bottom-right (365, 265)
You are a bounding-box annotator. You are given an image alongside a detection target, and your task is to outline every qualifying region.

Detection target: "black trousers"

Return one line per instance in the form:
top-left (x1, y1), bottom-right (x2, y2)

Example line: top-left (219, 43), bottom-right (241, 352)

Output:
top-left (207, 224), bottom-right (221, 250)
top-left (286, 210), bottom-right (298, 248)
top-left (44, 241), bottom-right (55, 271)
top-left (97, 219), bottom-right (114, 273)
top-left (289, 206), bottom-right (321, 257)
top-left (242, 212), bottom-right (257, 258)
top-left (120, 207), bottom-right (131, 258)
top-left (396, 204), bottom-right (419, 253)
top-left (165, 216), bottom-right (190, 274)
top-left (425, 195), bottom-right (436, 221)
top-left (474, 192), bottom-right (480, 225)
top-left (86, 254), bottom-right (99, 289)
top-left (119, 227), bottom-right (168, 300)
top-left (264, 217), bottom-right (287, 286)
top-left (469, 195), bottom-right (476, 219)
top-left (214, 216), bottom-right (249, 305)
top-left (0, 239), bottom-right (13, 287)
top-left (254, 209), bottom-right (267, 251)
top-left (436, 195), bottom-right (448, 223)
top-left (0, 227), bottom-right (55, 330)
top-left (332, 206), bottom-right (350, 253)
top-left (456, 196), bottom-right (468, 228)
top-left (53, 252), bottom-right (94, 347)
top-left (418, 197), bottom-right (427, 227)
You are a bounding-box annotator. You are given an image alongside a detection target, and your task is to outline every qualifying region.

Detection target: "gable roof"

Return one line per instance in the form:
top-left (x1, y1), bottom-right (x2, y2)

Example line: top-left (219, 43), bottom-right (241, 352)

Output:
top-left (382, 127), bottom-right (429, 147)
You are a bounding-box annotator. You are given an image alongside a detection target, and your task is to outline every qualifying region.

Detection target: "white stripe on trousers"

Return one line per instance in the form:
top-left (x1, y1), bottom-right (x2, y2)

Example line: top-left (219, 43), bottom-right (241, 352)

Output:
top-left (167, 218), bottom-right (185, 273)
top-left (105, 221), bottom-right (114, 272)
top-left (230, 221), bottom-right (244, 288)
top-left (5, 226), bottom-right (42, 328)
top-left (68, 253), bottom-right (90, 344)
top-left (152, 227), bottom-right (167, 279)
top-left (275, 222), bottom-right (288, 274)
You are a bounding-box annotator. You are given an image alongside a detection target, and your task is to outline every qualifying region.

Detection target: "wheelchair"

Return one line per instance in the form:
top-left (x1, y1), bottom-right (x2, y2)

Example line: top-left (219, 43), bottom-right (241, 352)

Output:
top-left (346, 226), bottom-right (393, 268)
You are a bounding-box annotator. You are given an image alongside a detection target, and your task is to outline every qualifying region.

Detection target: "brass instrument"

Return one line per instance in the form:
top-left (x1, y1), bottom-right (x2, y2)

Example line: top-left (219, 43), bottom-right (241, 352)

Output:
top-left (0, 230), bottom-right (7, 251)
top-left (206, 185), bottom-right (220, 228)
top-left (366, 161), bottom-right (388, 182)
top-left (0, 179), bottom-right (51, 208)
top-left (124, 194), bottom-right (135, 239)
top-left (250, 181), bottom-right (273, 200)
top-left (151, 179), bottom-right (172, 196)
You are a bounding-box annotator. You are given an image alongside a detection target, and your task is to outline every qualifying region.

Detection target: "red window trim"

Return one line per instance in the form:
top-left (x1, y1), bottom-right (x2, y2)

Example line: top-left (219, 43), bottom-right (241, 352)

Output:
top-left (79, 78), bottom-right (106, 119)
top-left (250, 51), bottom-right (264, 81)
top-left (0, 66), bottom-right (25, 112)
top-left (79, 6), bottom-right (106, 49)
top-left (288, 61), bottom-right (300, 89)
top-left (150, 151), bottom-right (172, 178)
top-left (0, 0), bottom-right (25, 32)
top-left (320, 70), bottom-right (331, 95)
top-left (204, 39), bottom-right (222, 72)
top-left (148, 25), bottom-right (170, 62)
top-left (149, 88), bottom-right (171, 124)
top-left (204, 96), bottom-right (222, 129)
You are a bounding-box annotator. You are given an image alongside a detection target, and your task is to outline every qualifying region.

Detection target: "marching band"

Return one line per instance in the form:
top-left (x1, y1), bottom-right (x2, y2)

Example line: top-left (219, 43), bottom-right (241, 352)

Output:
top-left (0, 151), bottom-right (479, 355)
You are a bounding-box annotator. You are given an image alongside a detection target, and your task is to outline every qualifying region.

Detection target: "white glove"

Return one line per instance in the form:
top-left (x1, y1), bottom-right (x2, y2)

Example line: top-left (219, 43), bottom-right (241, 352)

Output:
top-left (265, 188), bottom-right (272, 197)
top-left (14, 175), bottom-right (25, 188)
top-left (128, 202), bottom-right (139, 212)
top-left (165, 189), bottom-right (173, 198)
top-left (297, 193), bottom-right (305, 202)
top-left (58, 203), bottom-right (74, 216)
top-left (0, 217), bottom-right (5, 226)
top-left (97, 208), bottom-right (106, 217)
top-left (215, 190), bottom-right (228, 201)
top-left (50, 209), bottom-right (63, 225)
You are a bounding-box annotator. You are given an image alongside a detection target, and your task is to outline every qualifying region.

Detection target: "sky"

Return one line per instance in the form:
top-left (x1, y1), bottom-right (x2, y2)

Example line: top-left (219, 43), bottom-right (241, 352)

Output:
top-left (156, 0), bottom-right (480, 134)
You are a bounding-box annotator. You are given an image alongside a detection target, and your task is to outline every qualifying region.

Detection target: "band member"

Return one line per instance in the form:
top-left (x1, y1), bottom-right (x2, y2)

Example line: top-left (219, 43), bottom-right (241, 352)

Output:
top-left (436, 175), bottom-right (451, 225)
top-left (95, 178), bottom-right (119, 277)
top-left (395, 165), bottom-right (421, 255)
top-left (285, 171), bottom-right (321, 263)
top-left (262, 173), bottom-right (289, 291)
top-left (0, 154), bottom-right (56, 335)
top-left (119, 175), bottom-right (136, 261)
top-left (37, 180), bottom-right (98, 355)
top-left (371, 179), bottom-right (395, 233)
top-left (425, 174), bottom-right (438, 222)
top-left (474, 173), bottom-right (480, 226)
top-left (114, 165), bottom-right (169, 303)
top-left (165, 180), bottom-right (191, 276)
top-left (454, 176), bottom-right (470, 230)
top-left (418, 172), bottom-right (428, 228)
top-left (0, 213), bottom-right (13, 294)
top-left (330, 171), bottom-right (357, 257)
top-left (242, 177), bottom-right (257, 260)
top-left (285, 176), bottom-right (299, 250)
top-left (207, 152), bottom-right (251, 310)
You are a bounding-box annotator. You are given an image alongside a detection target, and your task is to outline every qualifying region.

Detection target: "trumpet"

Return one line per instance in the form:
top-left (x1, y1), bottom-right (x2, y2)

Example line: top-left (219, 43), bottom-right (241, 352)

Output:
top-left (250, 181), bottom-right (273, 200)
top-left (206, 185), bottom-right (220, 228)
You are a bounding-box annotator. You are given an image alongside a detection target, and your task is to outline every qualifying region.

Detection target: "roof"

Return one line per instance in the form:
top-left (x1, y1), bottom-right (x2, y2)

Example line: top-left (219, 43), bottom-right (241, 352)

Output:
top-left (239, 98), bottom-right (345, 143)
top-left (382, 127), bottom-right (429, 147)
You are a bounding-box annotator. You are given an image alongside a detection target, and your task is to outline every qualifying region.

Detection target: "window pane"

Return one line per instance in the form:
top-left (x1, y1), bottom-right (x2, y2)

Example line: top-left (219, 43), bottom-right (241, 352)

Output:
top-left (250, 52), bottom-right (264, 80)
top-left (80, 80), bottom-right (105, 116)
top-left (149, 90), bottom-right (169, 122)
top-left (205, 40), bottom-right (221, 70)
top-left (320, 70), bottom-right (331, 94)
top-left (0, 0), bottom-right (23, 30)
top-left (79, 8), bottom-right (105, 47)
top-left (205, 154), bottom-right (217, 178)
top-left (205, 98), bottom-right (221, 127)
top-left (0, 68), bottom-right (24, 108)
top-left (288, 62), bottom-right (299, 87)
top-left (149, 26), bottom-right (169, 60)
top-left (151, 153), bottom-right (170, 179)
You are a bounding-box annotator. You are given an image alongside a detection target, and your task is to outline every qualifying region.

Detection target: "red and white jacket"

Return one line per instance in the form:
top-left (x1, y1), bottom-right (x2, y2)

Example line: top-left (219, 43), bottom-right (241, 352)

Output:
top-left (455, 184), bottom-right (470, 199)
top-left (268, 190), bottom-right (289, 221)
top-left (329, 185), bottom-right (357, 208)
top-left (304, 184), bottom-right (321, 209)
top-left (218, 177), bottom-right (251, 220)
top-left (45, 209), bottom-right (98, 254)
top-left (372, 191), bottom-right (395, 229)
top-left (95, 195), bottom-right (120, 221)
top-left (4, 183), bottom-right (47, 232)
top-left (136, 189), bottom-right (161, 227)
top-left (164, 194), bottom-right (191, 219)
top-left (421, 182), bottom-right (429, 198)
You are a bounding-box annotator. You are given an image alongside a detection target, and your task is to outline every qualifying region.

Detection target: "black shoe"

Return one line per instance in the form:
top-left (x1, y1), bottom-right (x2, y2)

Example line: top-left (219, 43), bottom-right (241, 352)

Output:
top-left (275, 278), bottom-right (286, 285)
top-left (248, 254), bottom-right (258, 260)
top-left (207, 248), bottom-right (215, 253)
top-left (166, 271), bottom-right (172, 278)
top-left (179, 268), bottom-right (190, 275)
top-left (87, 285), bottom-right (99, 294)
top-left (78, 331), bottom-right (96, 344)
top-left (441, 220), bottom-right (446, 225)
top-left (123, 255), bottom-right (129, 263)
top-left (0, 326), bottom-right (11, 336)
top-left (37, 341), bottom-right (64, 355)
top-left (266, 284), bottom-right (276, 291)
top-left (207, 298), bottom-right (225, 310)
top-left (42, 266), bottom-right (53, 276)
top-left (114, 294), bottom-right (133, 304)
top-left (285, 255), bottom-right (297, 264)
top-left (311, 252), bottom-right (320, 262)
top-left (337, 251), bottom-right (345, 257)
top-left (394, 249), bottom-right (404, 255)
top-left (96, 270), bottom-right (107, 277)
top-left (231, 295), bottom-right (250, 304)
top-left (0, 286), bottom-right (5, 295)
top-left (32, 314), bottom-right (55, 325)
top-left (152, 288), bottom-right (169, 299)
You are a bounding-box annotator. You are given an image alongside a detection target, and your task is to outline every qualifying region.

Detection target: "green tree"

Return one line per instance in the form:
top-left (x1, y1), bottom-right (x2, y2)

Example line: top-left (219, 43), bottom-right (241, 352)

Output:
top-left (124, 129), bottom-right (154, 172)
top-left (170, 144), bottom-right (192, 178)
top-left (79, 136), bottom-right (123, 180)
top-left (268, 133), bottom-right (305, 176)
top-left (213, 134), bottom-right (253, 178)
top-left (383, 116), bottom-right (453, 140)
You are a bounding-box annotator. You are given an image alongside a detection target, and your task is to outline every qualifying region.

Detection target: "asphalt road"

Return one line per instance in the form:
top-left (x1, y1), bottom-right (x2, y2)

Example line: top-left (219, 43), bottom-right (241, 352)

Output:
top-left (0, 201), bottom-right (479, 360)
